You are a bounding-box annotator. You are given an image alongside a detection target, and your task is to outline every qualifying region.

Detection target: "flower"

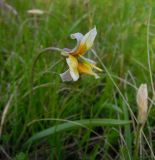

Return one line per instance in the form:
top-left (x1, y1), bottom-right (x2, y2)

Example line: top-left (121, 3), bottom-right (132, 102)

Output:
top-left (136, 84), bottom-right (148, 124)
top-left (27, 9), bottom-right (44, 15)
top-left (60, 27), bottom-right (102, 82)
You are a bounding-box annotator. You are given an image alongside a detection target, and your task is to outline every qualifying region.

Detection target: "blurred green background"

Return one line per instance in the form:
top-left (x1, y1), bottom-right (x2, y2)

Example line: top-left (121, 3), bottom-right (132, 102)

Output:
top-left (0, 0), bottom-right (155, 159)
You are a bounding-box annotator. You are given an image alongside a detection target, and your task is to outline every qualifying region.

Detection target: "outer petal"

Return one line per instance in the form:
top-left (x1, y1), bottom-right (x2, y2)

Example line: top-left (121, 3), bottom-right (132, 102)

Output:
top-left (66, 55), bottom-right (79, 81)
top-left (71, 33), bottom-right (83, 42)
top-left (77, 62), bottom-right (99, 79)
top-left (60, 70), bottom-right (73, 82)
top-left (71, 27), bottom-right (97, 56)
top-left (81, 27), bottom-right (97, 50)
top-left (68, 33), bottom-right (84, 53)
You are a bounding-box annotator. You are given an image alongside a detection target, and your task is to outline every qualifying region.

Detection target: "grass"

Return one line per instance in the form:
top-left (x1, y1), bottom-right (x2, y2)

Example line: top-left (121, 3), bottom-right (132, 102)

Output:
top-left (0, 0), bottom-right (155, 159)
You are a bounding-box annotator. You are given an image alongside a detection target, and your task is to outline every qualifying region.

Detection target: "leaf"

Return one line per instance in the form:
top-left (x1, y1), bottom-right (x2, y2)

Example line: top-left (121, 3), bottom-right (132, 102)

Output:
top-left (25, 119), bottom-right (131, 146)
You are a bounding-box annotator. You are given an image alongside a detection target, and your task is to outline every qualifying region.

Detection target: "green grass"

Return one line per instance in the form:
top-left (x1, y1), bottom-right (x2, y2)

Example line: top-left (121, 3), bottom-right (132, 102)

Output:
top-left (0, 0), bottom-right (155, 159)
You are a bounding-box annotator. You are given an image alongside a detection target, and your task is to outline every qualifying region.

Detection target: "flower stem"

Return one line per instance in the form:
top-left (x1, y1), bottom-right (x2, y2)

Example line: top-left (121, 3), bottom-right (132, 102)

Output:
top-left (134, 124), bottom-right (143, 160)
top-left (30, 47), bottom-right (62, 98)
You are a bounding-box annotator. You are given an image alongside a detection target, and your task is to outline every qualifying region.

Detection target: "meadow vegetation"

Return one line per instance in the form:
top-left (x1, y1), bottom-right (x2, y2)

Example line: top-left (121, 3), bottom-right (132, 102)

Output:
top-left (0, 0), bottom-right (155, 159)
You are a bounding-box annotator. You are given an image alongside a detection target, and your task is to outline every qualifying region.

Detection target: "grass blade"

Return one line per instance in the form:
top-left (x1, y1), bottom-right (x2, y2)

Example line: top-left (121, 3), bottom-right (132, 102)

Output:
top-left (25, 119), bottom-right (131, 146)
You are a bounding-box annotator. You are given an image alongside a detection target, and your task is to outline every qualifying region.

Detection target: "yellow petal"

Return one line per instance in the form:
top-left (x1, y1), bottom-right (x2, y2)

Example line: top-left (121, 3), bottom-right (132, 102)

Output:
top-left (79, 55), bottom-right (103, 72)
top-left (78, 62), bottom-right (99, 79)
top-left (66, 55), bottom-right (79, 81)
top-left (71, 27), bottom-right (97, 56)
top-left (89, 63), bottom-right (103, 72)
top-left (72, 44), bottom-right (87, 56)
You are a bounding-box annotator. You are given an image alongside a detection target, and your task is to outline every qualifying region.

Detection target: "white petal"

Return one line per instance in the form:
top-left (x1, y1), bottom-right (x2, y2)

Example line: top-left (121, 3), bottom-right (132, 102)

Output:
top-left (60, 70), bottom-right (73, 82)
top-left (71, 32), bottom-right (83, 41)
top-left (66, 55), bottom-right (79, 81)
top-left (69, 33), bottom-right (84, 53)
top-left (81, 27), bottom-right (97, 49)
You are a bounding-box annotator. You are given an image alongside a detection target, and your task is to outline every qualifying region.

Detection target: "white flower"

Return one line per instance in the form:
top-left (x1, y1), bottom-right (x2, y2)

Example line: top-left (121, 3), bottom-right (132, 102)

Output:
top-left (60, 27), bottom-right (102, 82)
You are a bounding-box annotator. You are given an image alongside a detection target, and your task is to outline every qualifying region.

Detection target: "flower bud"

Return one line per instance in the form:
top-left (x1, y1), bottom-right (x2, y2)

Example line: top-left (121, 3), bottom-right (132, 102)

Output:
top-left (27, 9), bottom-right (44, 16)
top-left (136, 84), bottom-right (148, 124)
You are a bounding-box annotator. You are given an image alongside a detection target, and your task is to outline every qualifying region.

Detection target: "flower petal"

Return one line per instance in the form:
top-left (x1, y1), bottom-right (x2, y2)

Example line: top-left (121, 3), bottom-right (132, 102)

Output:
top-left (89, 63), bottom-right (103, 72)
top-left (71, 32), bottom-right (83, 41)
top-left (79, 55), bottom-right (96, 64)
top-left (78, 62), bottom-right (99, 79)
top-left (79, 55), bottom-right (103, 72)
top-left (60, 70), bottom-right (73, 82)
top-left (81, 27), bottom-right (97, 50)
top-left (71, 27), bottom-right (97, 56)
top-left (66, 55), bottom-right (79, 81)
top-left (68, 33), bottom-right (84, 53)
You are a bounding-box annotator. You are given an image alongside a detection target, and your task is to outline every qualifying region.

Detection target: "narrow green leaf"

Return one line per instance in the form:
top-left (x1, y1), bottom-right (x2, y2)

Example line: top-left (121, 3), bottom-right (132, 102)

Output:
top-left (25, 119), bottom-right (131, 146)
top-left (123, 102), bottom-right (132, 159)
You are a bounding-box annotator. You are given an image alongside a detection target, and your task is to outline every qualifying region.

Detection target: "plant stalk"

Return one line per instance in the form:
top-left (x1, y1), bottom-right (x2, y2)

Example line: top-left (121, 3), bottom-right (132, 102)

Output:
top-left (134, 124), bottom-right (144, 160)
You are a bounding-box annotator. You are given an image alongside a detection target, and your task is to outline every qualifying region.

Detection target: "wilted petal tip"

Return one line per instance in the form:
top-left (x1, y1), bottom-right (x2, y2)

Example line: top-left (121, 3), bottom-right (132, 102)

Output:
top-left (60, 70), bottom-right (73, 82)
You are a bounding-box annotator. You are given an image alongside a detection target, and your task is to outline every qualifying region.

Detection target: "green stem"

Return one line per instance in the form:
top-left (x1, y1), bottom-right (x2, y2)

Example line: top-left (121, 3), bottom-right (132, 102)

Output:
top-left (134, 124), bottom-right (143, 160)
top-left (30, 47), bottom-right (62, 94)
top-left (16, 47), bottom-right (62, 147)
top-left (29, 47), bottom-right (62, 107)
